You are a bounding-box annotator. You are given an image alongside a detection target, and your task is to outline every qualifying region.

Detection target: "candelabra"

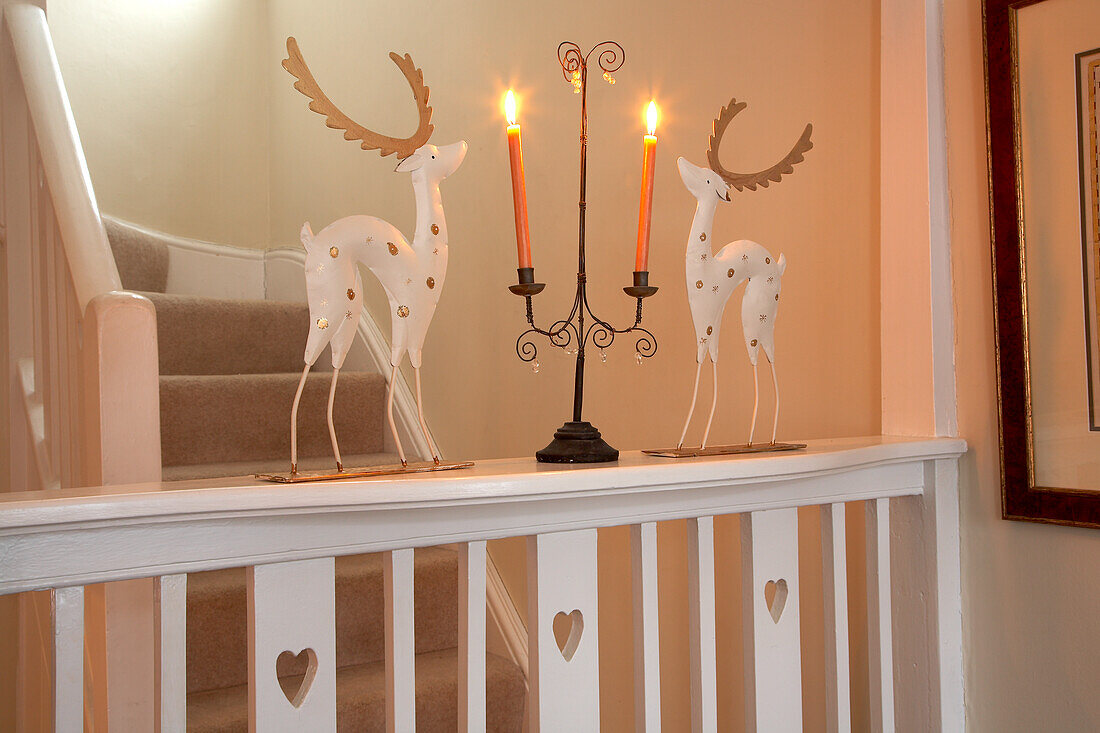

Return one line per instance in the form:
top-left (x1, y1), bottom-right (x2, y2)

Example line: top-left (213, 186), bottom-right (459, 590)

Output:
top-left (510, 40), bottom-right (659, 463)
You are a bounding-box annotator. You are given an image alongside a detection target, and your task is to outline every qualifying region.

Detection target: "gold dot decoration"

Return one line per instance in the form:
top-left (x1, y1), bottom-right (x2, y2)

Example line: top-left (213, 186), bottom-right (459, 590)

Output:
top-left (426, 276), bottom-right (435, 289)
top-left (765, 256), bottom-right (771, 264)
top-left (706, 326), bottom-right (713, 335)
top-left (727, 268), bottom-right (735, 278)
top-left (695, 280), bottom-right (704, 289)
top-left (431, 224), bottom-right (440, 236)
top-left (750, 339), bottom-right (758, 347)
top-left (316, 317), bottom-right (329, 330)
top-left (700, 232), bottom-right (707, 242)
top-left (775, 294), bottom-right (780, 301)
top-left (329, 246), bottom-right (339, 258)
top-left (388, 242), bottom-right (399, 256)
top-left (397, 305), bottom-right (410, 318)
top-left (347, 289), bottom-right (355, 300)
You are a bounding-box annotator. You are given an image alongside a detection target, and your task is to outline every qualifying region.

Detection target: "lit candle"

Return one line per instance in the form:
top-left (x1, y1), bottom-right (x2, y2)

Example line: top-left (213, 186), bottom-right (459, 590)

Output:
top-left (635, 100), bottom-right (659, 273)
top-left (505, 90), bottom-right (532, 271)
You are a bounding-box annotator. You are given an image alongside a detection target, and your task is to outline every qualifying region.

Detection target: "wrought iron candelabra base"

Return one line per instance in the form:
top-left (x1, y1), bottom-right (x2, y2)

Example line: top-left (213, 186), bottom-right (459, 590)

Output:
top-left (536, 421), bottom-right (619, 463)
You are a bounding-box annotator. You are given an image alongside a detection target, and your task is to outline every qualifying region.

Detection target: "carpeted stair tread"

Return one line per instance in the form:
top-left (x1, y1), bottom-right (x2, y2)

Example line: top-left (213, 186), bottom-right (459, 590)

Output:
top-left (161, 452), bottom-right (399, 481)
top-left (142, 292), bottom-right (311, 376)
top-left (185, 648), bottom-right (525, 733)
top-left (187, 549), bottom-right (459, 695)
top-left (160, 372), bottom-right (386, 467)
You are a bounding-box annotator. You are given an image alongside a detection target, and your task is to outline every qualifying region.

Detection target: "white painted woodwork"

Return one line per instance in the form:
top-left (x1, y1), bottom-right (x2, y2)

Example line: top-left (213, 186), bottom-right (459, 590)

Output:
top-left (866, 498), bottom-right (895, 733)
top-left (154, 573), bottom-right (187, 733)
top-left (247, 558), bottom-right (336, 733)
top-left (0, 439), bottom-right (962, 594)
top-left (630, 522), bottom-right (661, 732)
top-left (52, 585), bottom-right (83, 733)
top-left (687, 516), bottom-right (717, 732)
top-left (527, 529), bottom-right (599, 731)
top-left (741, 508), bottom-right (802, 732)
top-left (384, 548), bottom-right (415, 733)
top-left (821, 504), bottom-right (851, 733)
top-left (459, 541), bottom-right (487, 732)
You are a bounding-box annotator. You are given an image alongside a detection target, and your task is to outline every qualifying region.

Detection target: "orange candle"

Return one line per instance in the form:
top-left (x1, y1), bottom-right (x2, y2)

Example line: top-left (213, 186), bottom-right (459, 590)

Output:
top-left (505, 91), bottom-right (532, 270)
top-left (635, 101), bottom-right (659, 273)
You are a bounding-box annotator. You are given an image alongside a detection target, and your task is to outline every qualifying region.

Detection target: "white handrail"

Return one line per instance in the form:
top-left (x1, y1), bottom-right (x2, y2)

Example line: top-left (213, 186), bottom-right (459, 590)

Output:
top-left (5, 3), bottom-right (120, 311)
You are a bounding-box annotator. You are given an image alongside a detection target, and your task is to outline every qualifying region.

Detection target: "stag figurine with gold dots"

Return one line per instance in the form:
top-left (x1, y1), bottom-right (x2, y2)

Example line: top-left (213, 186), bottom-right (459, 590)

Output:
top-left (647, 99), bottom-right (811, 458)
top-left (259, 38), bottom-right (472, 482)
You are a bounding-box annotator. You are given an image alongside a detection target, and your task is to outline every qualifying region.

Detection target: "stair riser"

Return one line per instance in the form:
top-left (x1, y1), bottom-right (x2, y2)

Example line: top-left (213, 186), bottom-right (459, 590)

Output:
top-left (187, 551), bottom-right (459, 695)
top-left (160, 372), bottom-right (386, 467)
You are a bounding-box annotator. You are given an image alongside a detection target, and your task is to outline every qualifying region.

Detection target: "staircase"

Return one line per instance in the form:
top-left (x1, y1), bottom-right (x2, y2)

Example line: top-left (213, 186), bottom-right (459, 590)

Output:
top-left (105, 218), bottom-right (526, 730)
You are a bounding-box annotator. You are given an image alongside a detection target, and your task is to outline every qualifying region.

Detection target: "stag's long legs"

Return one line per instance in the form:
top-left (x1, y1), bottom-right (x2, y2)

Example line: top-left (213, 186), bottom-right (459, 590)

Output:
top-left (386, 363), bottom-right (408, 467)
top-left (289, 363), bottom-right (311, 474)
top-left (414, 367), bottom-right (440, 465)
top-left (677, 359), bottom-right (704, 449)
top-left (769, 358), bottom-right (780, 445)
top-left (326, 368), bottom-right (343, 471)
top-left (700, 358), bottom-right (720, 450)
top-left (748, 362), bottom-right (760, 447)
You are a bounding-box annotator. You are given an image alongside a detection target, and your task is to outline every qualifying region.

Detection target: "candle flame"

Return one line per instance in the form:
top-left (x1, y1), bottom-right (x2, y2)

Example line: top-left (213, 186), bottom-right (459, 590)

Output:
top-left (646, 100), bottom-right (658, 136)
top-left (505, 90), bottom-right (517, 125)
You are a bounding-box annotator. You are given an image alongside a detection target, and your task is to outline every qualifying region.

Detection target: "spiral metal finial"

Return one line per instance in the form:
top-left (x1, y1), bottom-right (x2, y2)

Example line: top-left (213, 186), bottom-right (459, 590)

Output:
top-left (557, 41), bottom-right (625, 82)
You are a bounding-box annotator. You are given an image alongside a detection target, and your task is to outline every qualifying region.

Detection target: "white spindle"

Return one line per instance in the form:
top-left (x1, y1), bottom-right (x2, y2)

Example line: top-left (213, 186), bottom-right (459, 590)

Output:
top-left (821, 504), bottom-right (851, 733)
top-left (527, 529), bottom-right (599, 731)
top-left (247, 558), bottom-right (336, 732)
top-left (154, 574), bottom-right (187, 733)
top-left (459, 541), bottom-right (487, 733)
top-left (384, 548), bottom-right (416, 732)
top-left (867, 498), bottom-right (895, 732)
top-left (52, 585), bottom-right (83, 732)
top-left (630, 522), bottom-right (661, 732)
top-left (687, 516), bottom-right (717, 732)
top-left (741, 508), bottom-right (802, 732)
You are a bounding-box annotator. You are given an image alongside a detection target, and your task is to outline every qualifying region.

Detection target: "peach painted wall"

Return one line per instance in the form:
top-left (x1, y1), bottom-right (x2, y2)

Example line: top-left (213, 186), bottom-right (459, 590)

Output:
top-left (945, 0), bottom-right (1100, 728)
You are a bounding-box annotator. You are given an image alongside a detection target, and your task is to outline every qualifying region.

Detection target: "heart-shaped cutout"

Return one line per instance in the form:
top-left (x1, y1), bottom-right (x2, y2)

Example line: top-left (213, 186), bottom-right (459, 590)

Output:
top-left (764, 579), bottom-right (788, 624)
top-left (552, 609), bottom-right (584, 662)
top-left (276, 648), bottom-right (318, 708)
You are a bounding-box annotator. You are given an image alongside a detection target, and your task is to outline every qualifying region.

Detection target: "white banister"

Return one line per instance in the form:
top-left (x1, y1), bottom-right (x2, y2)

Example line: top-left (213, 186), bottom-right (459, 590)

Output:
top-left (248, 558), bottom-right (336, 732)
top-left (154, 573), bottom-right (186, 733)
top-left (687, 515), bottom-right (717, 732)
top-left (630, 521), bottom-right (661, 732)
top-left (459, 540), bottom-right (487, 732)
top-left (867, 498), bottom-right (895, 733)
top-left (4, 2), bottom-right (120, 312)
top-left (384, 548), bottom-right (416, 732)
top-left (52, 584), bottom-right (83, 732)
top-left (527, 529), bottom-right (600, 730)
top-left (742, 508), bottom-right (803, 732)
top-left (821, 503), bottom-right (852, 733)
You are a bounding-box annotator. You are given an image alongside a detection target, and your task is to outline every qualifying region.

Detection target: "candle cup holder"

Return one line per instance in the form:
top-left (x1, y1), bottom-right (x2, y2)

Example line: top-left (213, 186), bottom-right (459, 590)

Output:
top-left (509, 40), bottom-right (659, 464)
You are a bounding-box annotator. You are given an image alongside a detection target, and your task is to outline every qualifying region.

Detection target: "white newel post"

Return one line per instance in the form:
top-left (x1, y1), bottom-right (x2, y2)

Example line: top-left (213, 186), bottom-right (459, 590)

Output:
top-left (741, 508), bottom-right (802, 732)
top-left (527, 529), bottom-right (600, 731)
top-left (247, 558), bottom-right (337, 732)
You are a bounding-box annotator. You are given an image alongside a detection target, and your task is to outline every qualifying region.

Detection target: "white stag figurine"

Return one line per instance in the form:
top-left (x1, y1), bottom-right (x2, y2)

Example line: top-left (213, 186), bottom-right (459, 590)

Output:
top-left (676, 99), bottom-right (812, 450)
top-left (282, 38), bottom-right (467, 473)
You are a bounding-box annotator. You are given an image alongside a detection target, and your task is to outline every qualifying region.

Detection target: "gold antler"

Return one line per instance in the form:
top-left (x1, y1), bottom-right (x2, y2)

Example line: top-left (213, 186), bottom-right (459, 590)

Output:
top-left (706, 99), bottom-right (813, 192)
top-left (282, 37), bottom-right (434, 159)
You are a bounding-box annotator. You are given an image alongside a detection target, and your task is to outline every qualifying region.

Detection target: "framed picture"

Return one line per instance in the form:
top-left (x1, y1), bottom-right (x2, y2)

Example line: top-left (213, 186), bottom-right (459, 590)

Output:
top-left (985, 0), bottom-right (1100, 527)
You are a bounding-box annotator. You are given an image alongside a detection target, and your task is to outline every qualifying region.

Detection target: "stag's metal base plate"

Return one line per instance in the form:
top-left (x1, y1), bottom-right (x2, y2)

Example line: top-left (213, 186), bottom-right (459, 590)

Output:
top-left (643, 443), bottom-right (807, 459)
top-left (255, 460), bottom-right (474, 483)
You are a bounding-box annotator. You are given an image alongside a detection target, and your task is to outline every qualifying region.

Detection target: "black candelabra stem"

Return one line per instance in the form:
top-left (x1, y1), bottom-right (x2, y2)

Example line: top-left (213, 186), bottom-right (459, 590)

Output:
top-left (509, 40), bottom-right (658, 463)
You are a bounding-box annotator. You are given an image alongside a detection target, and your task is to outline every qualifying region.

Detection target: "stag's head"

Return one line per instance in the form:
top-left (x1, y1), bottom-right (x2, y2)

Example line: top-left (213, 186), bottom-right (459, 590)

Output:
top-left (681, 99), bottom-right (813, 201)
top-left (677, 157), bottom-right (731, 204)
top-left (282, 38), bottom-right (466, 181)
